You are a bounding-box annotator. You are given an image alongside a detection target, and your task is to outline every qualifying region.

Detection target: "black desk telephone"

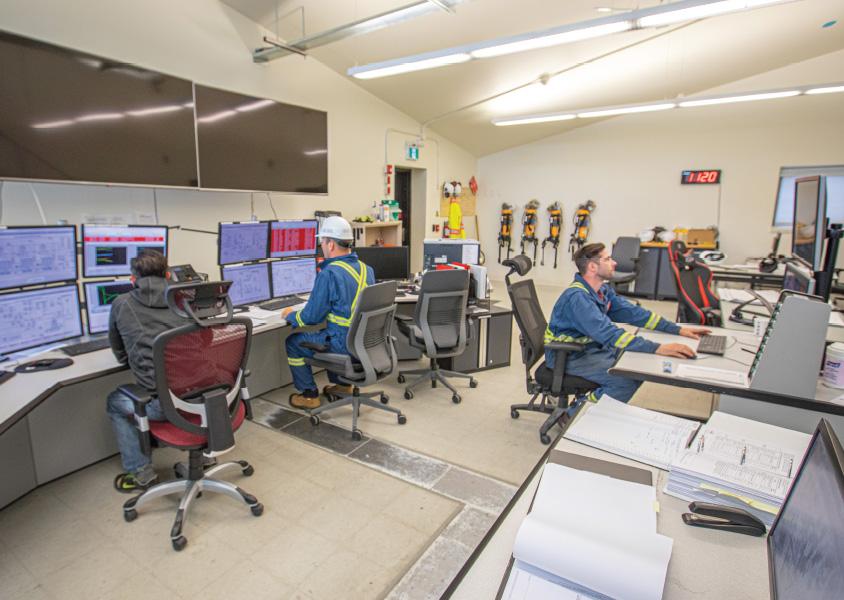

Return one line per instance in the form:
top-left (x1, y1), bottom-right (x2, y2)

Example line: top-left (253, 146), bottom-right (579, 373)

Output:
top-left (169, 264), bottom-right (203, 283)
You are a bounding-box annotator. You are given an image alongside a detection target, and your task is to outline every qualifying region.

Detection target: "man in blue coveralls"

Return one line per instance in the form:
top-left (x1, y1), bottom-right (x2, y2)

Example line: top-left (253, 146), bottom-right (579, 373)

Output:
top-left (547, 242), bottom-right (709, 403)
top-left (281, 216), bottom-right (375, 410)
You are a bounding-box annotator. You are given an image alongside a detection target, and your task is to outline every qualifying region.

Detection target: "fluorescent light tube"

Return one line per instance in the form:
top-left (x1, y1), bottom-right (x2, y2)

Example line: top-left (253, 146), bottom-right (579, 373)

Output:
top-left (197, 110), bottom-right (237, 124)
top-left (126, 105), bottom-right (184, 117)
top-left (471, 21), bottom-right (632, 59)
top-left (577, 103), bottom-right (675, 118)
top-left (493, 114), bottom-right (576, 126)
top-left (32, 119), bottom-right (74, 129)
top-left (76, 113), bottom-right (125, 122)
top-left (236, 100), bottom-right (274, 112)
top-left (678, 90), bottom-right (799, 107)
top-left (638, 0), bottom-right (786, 28)
top-left (805, 85), bottom-right (844, 95)
top-left (351, 53), bottom-right (470, 79)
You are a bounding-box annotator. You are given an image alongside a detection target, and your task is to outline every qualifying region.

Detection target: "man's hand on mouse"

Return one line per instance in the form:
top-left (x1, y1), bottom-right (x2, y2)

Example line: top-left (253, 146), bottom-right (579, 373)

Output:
top-left (656, 343), bottom-right (697, 359)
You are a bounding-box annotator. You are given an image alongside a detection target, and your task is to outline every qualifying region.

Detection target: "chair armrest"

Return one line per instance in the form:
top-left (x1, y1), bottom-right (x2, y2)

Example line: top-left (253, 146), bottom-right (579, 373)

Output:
top-left (116, 383), bottom-right (155, 456)
top-left (301, 341), bottom-right (329, 352)
top-left (545, 341), bottom-right (585, 354)
top-left (395, 318), bottom-right (413, 336)
top-left (117, 383), bottom-right (155, 406)
top-left (311, 353), bottom-right (355, 378)
top-left (394, 314), bottom-right (414, 322)
top-left (545, 342), bottom-right (585, 397)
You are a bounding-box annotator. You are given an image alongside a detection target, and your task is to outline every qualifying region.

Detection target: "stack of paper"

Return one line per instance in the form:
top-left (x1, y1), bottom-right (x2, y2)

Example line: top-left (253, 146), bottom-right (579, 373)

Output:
top-left (564, 397), bottom-right (701, 470)
top-left (503, 463), bottom-right (673, 600)
top-left (665, 411), bottom-right (811, 528)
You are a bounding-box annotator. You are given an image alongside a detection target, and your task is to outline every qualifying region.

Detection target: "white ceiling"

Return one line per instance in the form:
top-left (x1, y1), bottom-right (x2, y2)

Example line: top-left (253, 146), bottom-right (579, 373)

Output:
top-left (223, 0), bottom-right (844, 156)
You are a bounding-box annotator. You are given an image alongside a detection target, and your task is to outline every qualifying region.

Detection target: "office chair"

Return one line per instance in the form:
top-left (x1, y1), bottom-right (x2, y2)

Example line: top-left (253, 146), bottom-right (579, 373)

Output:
top-left (503, 255), bottom-right (599, 445)
top-left (396, 269), bottom-right (477, 404)
top-left (306, 281), bottom-right (407, 441)
top-left (119, 282), bottom-right (262, 551)
top-left (611, 236), bottom-right (642, 287)
top-left (667, 240), bottom-right (723, 326)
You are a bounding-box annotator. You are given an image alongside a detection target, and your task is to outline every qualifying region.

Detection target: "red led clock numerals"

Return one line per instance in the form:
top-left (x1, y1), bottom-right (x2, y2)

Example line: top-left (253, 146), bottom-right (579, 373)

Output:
top-left (682, 170), bottom-right (721, 184)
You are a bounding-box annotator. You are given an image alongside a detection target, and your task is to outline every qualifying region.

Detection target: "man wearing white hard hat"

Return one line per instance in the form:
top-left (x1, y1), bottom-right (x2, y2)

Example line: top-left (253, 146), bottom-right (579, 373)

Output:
top-left (281, 216), bottom-right (375, 409)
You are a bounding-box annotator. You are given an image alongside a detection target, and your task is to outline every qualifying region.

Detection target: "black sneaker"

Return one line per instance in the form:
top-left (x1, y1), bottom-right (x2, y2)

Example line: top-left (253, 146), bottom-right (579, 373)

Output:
top-left (113, 471), bottom-right (159, 494)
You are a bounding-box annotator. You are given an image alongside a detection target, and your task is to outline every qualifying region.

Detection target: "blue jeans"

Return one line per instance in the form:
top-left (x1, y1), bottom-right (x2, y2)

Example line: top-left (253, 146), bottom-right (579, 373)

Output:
top-left (566, 347), bottom-right (642, 403)
top-left (106, 389), bottom-right (164, 473)
top-left (285, 329), bottom-right (343, 394)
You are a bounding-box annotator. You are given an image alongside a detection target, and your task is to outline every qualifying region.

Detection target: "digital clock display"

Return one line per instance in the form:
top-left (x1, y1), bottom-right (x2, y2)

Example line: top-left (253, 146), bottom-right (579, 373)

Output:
top-left (681, 169), bottom-right (721, 184)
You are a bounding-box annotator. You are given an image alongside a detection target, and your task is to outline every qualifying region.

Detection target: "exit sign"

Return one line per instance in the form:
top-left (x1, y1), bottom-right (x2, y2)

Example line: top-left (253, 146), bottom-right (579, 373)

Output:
top-left (405, 143), bottom-right (420, 161)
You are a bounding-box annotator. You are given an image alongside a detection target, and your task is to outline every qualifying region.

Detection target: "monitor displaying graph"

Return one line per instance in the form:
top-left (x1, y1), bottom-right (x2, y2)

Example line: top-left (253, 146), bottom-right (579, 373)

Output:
top-left (82, 225), bottom-right (168, 278)
top-left (0, 226), bottom-right (77, 290)
top-left (83, 279), bottom-right (133, 334)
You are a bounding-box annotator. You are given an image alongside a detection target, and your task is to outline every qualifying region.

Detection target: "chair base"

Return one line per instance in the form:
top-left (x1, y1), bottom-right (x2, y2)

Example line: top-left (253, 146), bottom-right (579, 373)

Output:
top-left (122, 449), bottom-right (261, 551)
top-left (309, 386), bottom-right (406, 440)
top-left (511, 392), bottom-right (585, 445)
top-left (398, 359), bottom-right (477, 404)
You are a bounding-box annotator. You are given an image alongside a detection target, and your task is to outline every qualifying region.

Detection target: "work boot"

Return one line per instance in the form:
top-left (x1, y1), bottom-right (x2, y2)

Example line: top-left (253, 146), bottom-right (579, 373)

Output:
top-left (289, 392), bottom-right (321, 410)
top-left (322, 384), bottom-right (354, 399)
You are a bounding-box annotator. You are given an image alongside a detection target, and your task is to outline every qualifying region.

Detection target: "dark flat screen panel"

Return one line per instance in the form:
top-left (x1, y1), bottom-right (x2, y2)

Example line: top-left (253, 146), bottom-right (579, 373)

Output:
top-left (0, 31), bottom-right (198, 187)
top-left (195, 85), bottom-right (327, 193)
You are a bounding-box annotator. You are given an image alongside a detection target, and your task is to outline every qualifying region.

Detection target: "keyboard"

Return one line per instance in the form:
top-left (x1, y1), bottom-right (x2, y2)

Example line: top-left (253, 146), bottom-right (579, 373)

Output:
top-left (261, 296), bottom-right (305, 311)
top-left (62, 337), bottom-right (111, 356)
top-left (697, 334), bottom-right (727, 356)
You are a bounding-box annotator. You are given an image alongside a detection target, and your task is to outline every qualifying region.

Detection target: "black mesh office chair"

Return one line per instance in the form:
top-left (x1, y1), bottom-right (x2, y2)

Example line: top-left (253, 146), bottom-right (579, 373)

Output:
top-left (611, 236), bottom-right (642, 286)
top-left (119, 282), bottom-right (261, 551)
top-left (504, 256), bottom-right (599, 445)
top-left (396, 269), bottom-right (477, 404)
top-left (305, 281), bottom-right (407, 440)
top-left (667, 240), bottom-right (723, 326)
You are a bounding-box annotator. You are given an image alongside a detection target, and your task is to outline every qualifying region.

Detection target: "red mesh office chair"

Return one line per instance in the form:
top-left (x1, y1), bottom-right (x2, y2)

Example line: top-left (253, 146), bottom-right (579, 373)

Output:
top-left (119, 282), bottom-right (261, 551)
top-left (667, 240), bottom-right (722, 326)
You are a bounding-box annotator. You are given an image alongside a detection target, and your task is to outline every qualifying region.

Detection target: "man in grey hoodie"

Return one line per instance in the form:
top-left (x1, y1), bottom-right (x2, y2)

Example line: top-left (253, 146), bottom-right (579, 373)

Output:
top-left (107, 250), bottom-right (187, 492)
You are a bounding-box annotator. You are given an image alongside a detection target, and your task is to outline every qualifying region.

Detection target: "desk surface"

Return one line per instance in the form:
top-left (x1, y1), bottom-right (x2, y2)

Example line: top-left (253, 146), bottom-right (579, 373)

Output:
top-left (450, 419), bottom-right (770, 599)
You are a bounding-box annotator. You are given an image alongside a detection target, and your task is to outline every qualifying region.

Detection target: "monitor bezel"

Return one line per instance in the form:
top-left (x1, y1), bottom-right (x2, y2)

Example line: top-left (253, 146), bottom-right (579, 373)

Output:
top-left (220, 261), bottom-right (272, 306)
top-left (790, 176), bottom-right (827, 271)
top-left (217, 221), bottom-right (271, 266)
top-left (270, 256), bottom-right (317, 298)
top-left (0, 225), bottom-right (78, 291)
top-left (82, 277), bottom-right (133, 335)
top-left (782, 262), bottom-right (816, 295)
top-left (268, 219), bottom-right (319, 259)
top-left (0, 284), bottom-right (83, 355)
top-left (767, 418), bottom-right (844, 600)
top-left (81, 224), bottom-right (170, 279)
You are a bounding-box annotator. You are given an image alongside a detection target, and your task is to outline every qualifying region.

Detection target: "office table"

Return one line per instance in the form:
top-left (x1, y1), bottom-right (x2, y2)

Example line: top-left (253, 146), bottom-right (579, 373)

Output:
top-left (447, 415), bottom-right (770, 600)
top-left (709, 263), bottom-right (785, 289)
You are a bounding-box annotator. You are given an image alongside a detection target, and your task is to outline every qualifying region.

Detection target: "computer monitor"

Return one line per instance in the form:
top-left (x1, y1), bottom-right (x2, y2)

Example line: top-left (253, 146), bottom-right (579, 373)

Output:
top-left (221, 262), bottom-right (271, 306)
top-left (354, 246), bottom-right (410, 281)
top-left (83, 279), bottom-right (133, 335)
top-left (791, 176), bottom-right (827, 270)
top-left (0, 225), bottom-right (77, 290)
top-left (271, 257), bottom-right (316, 298)
top-left (218, 221), bottom-right (269, 265)
top-left (0, 285), bottom-right (83, 355)
top-left (82, 225), bottom-right (168, 278)
top-left (772, 173), bottom-right (844, 230)
top-left (767, 419), bottom-right (844, 600)
top-left (782, 262), bottom-right (815, 295)
top-left (269, 220), bottom-right (318, 258)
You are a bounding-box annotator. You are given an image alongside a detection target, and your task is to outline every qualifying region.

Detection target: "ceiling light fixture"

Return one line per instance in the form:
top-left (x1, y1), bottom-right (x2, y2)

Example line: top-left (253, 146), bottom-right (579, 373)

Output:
top-left (677, 90), bottom-right (800, 107)
top-left (577, 102), bottom-right (676, 118)
top-left (805, 85), bottom-right (844, 95)
top-left (348, 0), bottom-right (792, 79)
top-left (493, 113), bottom-right (576, 127)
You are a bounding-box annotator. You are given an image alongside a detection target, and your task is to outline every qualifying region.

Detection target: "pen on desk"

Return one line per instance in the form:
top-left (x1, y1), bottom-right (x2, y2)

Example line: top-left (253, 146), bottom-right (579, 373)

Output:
top-left (741, 348), bottom-right (756, 355)
top-left (740, 445), bottom-right (747, 466)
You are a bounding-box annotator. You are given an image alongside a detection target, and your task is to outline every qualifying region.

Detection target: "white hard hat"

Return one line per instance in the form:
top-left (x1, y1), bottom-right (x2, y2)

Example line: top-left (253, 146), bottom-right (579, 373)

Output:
top-left (317, 216), bottom-right (354, 241)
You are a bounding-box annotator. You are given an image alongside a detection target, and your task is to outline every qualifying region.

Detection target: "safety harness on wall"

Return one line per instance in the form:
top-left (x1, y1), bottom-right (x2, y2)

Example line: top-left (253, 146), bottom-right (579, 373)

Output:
top-left (497, 203), bottom-right (513, 263)
top-left (520, 200), bottom-right (540, 264)
top-left (541, 202), bottom-right (563, 268)
top-left (569, 200), bottom-right (596, 255)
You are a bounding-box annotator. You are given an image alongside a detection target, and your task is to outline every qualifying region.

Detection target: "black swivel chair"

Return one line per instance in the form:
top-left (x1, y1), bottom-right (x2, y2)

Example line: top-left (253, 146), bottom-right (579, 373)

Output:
top-left (396, 269), bottom-right (477, 404)
top-left (305, 281), bottom-right (407, 441)
top-left (611, 236), bottom-right (642, 289)
top-left (667, 240), bottom-right (723, 326)
top-left (503, 256), bottom-right (599, 445)
top-left (119, 281), bottom-right (262, 551)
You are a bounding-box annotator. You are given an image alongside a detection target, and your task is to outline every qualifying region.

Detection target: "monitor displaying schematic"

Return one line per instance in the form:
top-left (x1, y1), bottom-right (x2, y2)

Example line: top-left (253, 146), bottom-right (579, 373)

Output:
top-left (83, 279), bottom-right (133, 334)
top-left (0, 284), bottom-right (82, 355)
top-left (271, 257), bottom-right (317, 298)
top-left (221, 262), bottom-right (271, 306)
top-left (269, 220), bottom-right (318, 258)
top-left (82, 225), bottom-right (168, 278)
top-left (0, 225), bottom-right (77, 290)
top-left (218, 221), bottom-right (269, 265)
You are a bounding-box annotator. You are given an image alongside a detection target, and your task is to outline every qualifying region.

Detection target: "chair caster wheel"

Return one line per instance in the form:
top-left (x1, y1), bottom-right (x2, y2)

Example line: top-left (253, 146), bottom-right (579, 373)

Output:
top-left (469, 379), bottom-right (478, 388)
top-left (511, 409), bottom-right (519, 419)
top-left (352, 429), bottom-right (362, 441)
top-left (172, 462), bottom-right (183, 479)
top-left (432, 380), bottom-right (437, 388)
top-left (397, 414), bottom-right (407, 425)
top-left (172, 536), bottom-right (187, 551)
top-left (124, 509), bottom-right (138, 522)
top-left (380, 394), bottom-right (389, 404)
top-left (397, 374), bottom-right (405, 384)
top-left (540, 434), bottom-right (551, 445)
top-left (250, 503), bottom-right (264, 517)
top-left (404, 390), bottom-right (414, 400)
top-left (310, 415), bottom-right (320, 426)
top-left (452, 394), bottom-right (462, 404)
top-left (242, 465), bottom-right (254, 476)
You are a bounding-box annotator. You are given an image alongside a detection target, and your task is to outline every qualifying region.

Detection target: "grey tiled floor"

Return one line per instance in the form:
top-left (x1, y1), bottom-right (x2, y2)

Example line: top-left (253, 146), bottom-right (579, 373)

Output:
top-left (0, 283), bottom-right (712, 599)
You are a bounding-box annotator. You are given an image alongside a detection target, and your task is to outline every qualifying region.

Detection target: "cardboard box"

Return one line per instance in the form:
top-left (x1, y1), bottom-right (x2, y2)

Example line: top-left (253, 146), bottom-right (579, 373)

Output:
top-left (687, 228), bottom-right (717, 246)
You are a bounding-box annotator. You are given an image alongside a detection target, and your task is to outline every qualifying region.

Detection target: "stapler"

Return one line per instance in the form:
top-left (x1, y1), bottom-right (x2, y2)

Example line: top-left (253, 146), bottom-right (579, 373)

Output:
top-left (681, 501), bottom-right (767, 537)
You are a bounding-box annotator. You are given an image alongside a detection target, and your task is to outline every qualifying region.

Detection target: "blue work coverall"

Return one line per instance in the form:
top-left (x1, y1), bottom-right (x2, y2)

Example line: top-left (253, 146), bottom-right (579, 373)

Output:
top-left (285, 253), bottom-right (375, 394)
top-left (544, 273), bottom-right (681, 402)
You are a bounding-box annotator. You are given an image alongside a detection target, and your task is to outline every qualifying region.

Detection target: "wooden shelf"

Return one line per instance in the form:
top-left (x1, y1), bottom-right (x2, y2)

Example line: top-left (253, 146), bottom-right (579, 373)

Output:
top-left (352, 221), bottom-right (402, 246)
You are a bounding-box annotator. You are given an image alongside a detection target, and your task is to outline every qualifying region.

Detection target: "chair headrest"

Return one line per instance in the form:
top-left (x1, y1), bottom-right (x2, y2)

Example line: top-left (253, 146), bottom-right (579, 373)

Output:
top-left (502, 254), bottom-right (532, 276)
top-left (167, 281), bottom-right (234, 327)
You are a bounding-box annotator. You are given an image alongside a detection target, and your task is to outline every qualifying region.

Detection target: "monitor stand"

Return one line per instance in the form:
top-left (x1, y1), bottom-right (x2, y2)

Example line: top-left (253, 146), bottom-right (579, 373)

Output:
top-left (815, 223), bottom-right (842, 301)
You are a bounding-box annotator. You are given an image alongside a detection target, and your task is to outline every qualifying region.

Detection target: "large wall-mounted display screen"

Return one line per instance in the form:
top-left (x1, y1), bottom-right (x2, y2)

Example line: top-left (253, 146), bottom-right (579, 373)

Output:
top-left (195, 84), bottom-right (328, 193)
top-left (0, 31), bottom-right (198, 187)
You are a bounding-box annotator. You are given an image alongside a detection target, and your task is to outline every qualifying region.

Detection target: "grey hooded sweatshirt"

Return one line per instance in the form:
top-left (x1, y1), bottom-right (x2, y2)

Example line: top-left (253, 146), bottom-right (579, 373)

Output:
top-left (108, 276), bottom-right (188, 390)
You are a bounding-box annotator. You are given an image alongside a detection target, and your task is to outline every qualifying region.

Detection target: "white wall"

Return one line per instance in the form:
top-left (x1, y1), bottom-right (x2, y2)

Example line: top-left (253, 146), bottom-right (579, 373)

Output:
top-left (0, 0), bottom-right (477, 277)
top-left (478, 51), bottom-right (844, 286)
